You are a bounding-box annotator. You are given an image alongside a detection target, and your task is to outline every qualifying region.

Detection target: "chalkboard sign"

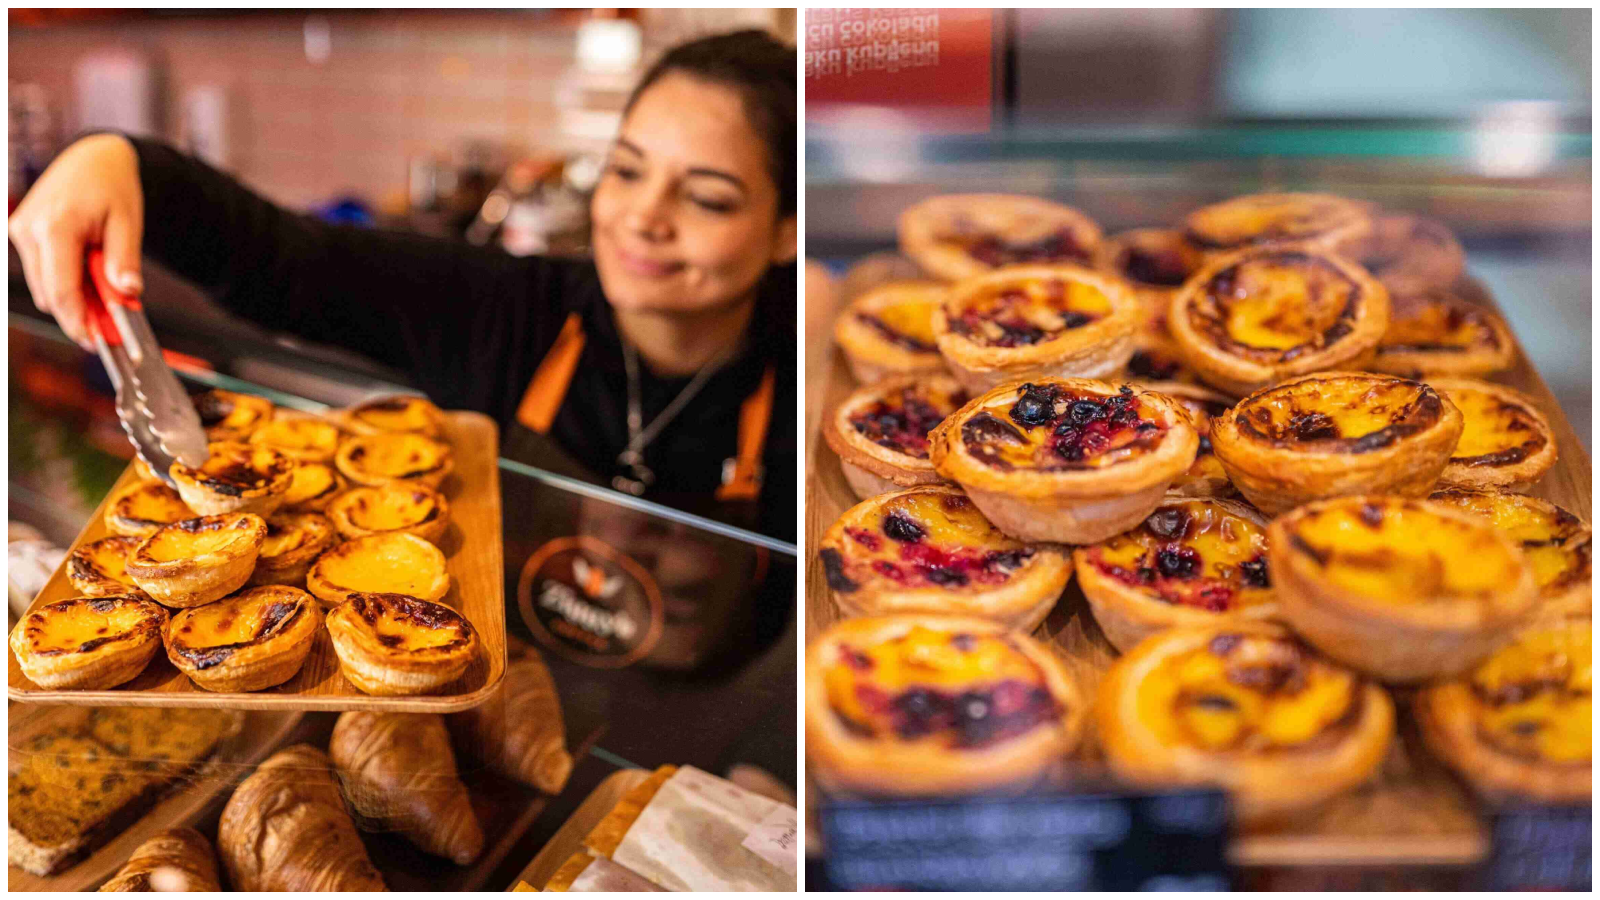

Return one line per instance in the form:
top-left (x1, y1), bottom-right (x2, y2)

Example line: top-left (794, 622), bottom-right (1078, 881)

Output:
top-left (820, 789), bottom-right (1230, 891)
top-left (1486, 804), bottom-right (1591, 891)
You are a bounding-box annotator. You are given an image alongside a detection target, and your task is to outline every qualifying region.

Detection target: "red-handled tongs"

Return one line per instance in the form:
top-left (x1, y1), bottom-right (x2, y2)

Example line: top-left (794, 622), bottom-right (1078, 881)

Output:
top-left (83, 248), bottom-right (208, 486)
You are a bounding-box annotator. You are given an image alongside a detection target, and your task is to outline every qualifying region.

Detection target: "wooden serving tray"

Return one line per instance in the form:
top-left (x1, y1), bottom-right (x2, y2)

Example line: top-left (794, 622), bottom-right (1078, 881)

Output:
top-left (803, 253), bottom-right (1591, 868)
top-left (6, 704), bottom-right (304, 891)
top-left (505, 767), bottom-right (654, 891)
top-left (7, 411), bottom-right (507, 712)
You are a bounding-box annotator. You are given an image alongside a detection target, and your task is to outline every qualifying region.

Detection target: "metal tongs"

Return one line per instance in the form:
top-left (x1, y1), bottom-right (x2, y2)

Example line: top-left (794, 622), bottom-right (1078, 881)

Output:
top-left (82, 248), bottom-right (209, 487)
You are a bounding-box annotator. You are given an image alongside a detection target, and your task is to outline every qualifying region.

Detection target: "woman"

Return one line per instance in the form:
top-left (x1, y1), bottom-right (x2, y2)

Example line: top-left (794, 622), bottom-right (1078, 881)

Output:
top-left (9, 30), bottom-right (797, 543)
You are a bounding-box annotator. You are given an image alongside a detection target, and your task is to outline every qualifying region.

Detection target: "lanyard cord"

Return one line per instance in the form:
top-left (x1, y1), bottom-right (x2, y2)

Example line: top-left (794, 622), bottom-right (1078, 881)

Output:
top-left (616, 338), bottom-right (739, 492)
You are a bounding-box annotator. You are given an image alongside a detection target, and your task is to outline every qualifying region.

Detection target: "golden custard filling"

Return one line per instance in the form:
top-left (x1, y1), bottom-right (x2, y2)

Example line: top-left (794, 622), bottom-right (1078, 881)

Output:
top-left (1379, 296), bottom-right (1501, 354)
top-left (190, 443), bottom-right (288, 492)
top-left (1470, 623), bottom-right (1591, 763)
top-left (824, 625), bottom-right (1059, 748)
top-left (282, 463), bottom-right (338, 506)
top-left (250, 416), bottom-right (341, 458)
top-left (351, 398), bottom-right (436, 433)
top-left (1234, 376), bottom-right (1443, 452)
top-left (1186, 195), bottom-right (1363, 250)
top-left (142, 517), bottom-right (257, 562)
top-left (857, 295), bottom-right (942, 353)
top-left (345, 594), bottom-right (470, 651)
top-left (947, 278), bottom-right (1112, 347)
top-left (318, 539), bottom-right (444, 595)
top-left (77, 538), bottom-right (139, 586)
top-left (260, 519), bottom-right (311, 557)
top-left (345, 486), bottom-right (441, 531)
top-left (1444, 386), bottom-right (1547, 466)
top-left (1191, 253), bottom-right (1362, 357)
top-left (846, 381), bottom-right (968, 459)
top-left (23, 600), bottom-right (157, 654)
top-left (169, 593), bottom-right (306, 656)
top-left (115, 484), bottom-right (193, 524)
top-left (1138, 633), bottom-right (1357, 751)
top-left (1087, 501), bottom-right (1271, 612)
top-left (344, 433), bottom-right (449, 478)
top-left (1430, 492), bottom-right (1590, 595)
top-left (1287, 500), bottom-right (1522, 600)
top-left (823, 491), bottom-right (1032, 593)
top-left (960, 383), bottom-right (1168, 471)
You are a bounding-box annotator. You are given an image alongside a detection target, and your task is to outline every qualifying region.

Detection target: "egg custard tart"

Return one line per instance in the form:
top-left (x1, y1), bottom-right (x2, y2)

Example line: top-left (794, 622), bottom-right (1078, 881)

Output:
top-left (327, 482), bottom-right (451, 545)
top-left (338, 394), bottom-right (445, 439)
top-left (930, 379), bottom-right (1198, 544)
top-left (933, 264), bottom-right (1139, 392)
top-left (1429, 378), bottom-right (1558, 492)
top-left (164, 585), bottom-right (322, 692)
top-left (168, 442), bottom-right (294, 517)
top-left (192, 389), bottom-right (274, 442)
top-left (822, 374), bottom-right (968, 500)
top-left (247, 511), bottom-right (337, 588)
top-left (246, 411), bottom-right (343, 464)
top-left (1209, 372), bottom-right (1463, 515)
top-left (1334, 212), bottom-right (1465, 297)
top-left (1137, 382), bottom-right (1235, 498)
top-left (1269, 496), bottom-right (1538, 682)
top-left (9, 596), bottom-right (168, 690)
top-left (1094, 227), bottom-right (1208, 325)
top-left (1182, 192), bottom-right (1374, 255)
top-left (1097, 621), bottom-right (1393, 824)
top-left (898, 193), bottom-right (1103, 282)
top-left (806, 615), bottom-right (1085, 797)
top-left (833, 281), bottom-right (950, 384)
top-left (67, 536), bottom-right (150, 600)
top-left (325, 592), bottom-right (478, 695)
top-left (334, 431), bottom-right (454, 490)
top-left (279, 461), bottom-right (348, 513)
top-left (104, 482), bottom-right (196, 538)
top-left (1417, 616), bottom-right (1590, 804)
top-left (817, 485), bottom-right (1072, 631)
top-left (1370, 290), bottom-right (1514, 378)
top-left (306, 532), bottom-right (450, 609)
top-left (1074, 499), bottom-right (1276, 653)
top-left (126, 513), bottom-right (269, 608)
top-left (1430, 489), bottom-right (1591, 617)
top-left (1169, 246), bottom-right (1391, 396)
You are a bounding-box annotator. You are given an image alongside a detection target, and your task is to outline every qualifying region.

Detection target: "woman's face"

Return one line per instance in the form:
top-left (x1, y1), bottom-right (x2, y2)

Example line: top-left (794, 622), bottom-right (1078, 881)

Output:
top-left (591, 72), bottom-right (795, 317)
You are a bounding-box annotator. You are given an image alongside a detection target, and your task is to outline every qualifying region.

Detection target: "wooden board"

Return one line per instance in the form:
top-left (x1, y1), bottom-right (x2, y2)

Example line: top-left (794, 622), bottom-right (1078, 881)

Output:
top-left (505, 767), bottom-right (654, 891)
top-left (7, 411), bottom-right (507, 712)
top-left (6, 705), bottom-right (303, 891)
top-left (804, 253), bottom-right (1590, 868)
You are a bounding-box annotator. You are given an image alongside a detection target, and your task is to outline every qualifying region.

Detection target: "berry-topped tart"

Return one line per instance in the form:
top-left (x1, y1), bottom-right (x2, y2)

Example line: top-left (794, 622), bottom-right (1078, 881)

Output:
top-left (1074, 499), bottom-right (1275, 653)
top-left (1168, 245), bottom-right (1391, 397)
top-left (1369, 289), bottom-right (1515, 378)
top-left (1430, 489), bottom-right (1591, 617)
top-left (1269, 495), bottom-right (1538, 682)
top-left (897, 193), bottom-right (1103, 282)
top-left (1097, 621), bottom-right (1394, 825)
top-left (805, 614), bottom-right (1085, 797)
top-left (1181, 192), bottom-right (1374, 256)
top-left (832, 281), bottom-right (950, 384)
top-left (929, 379), bottom-right (1197, 544)
top-left (1129, 381), bottom-right (1235, 498)
top-left (817, 485), bottom-right (1072, 631)
top-left (1428, 378), bottom-right (1558, 492)
top-left (1417, 615), bottom-right (1590, 804)
top-left (1209, 372), bottom-right (1463, 515)
top-left (1333, 212), bottom-right (1465, 297)
top-left (822, 374), bottom-right (970, 500)
top-left (1094, 227), bottom-right (1208, 325)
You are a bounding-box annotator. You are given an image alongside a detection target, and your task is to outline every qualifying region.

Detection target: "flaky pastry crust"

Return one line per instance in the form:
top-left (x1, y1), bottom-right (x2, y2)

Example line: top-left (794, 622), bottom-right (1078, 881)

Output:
top-left (9, 596), bottom-right (168, 690)
top-left (164, 585), bottom-right (323, 692)
top-left (326, 592), bottom-right (478, 695)
top-left (832, 281), bottom-right (950, 384)
top-left (126, 513), bottom-right (269, 608)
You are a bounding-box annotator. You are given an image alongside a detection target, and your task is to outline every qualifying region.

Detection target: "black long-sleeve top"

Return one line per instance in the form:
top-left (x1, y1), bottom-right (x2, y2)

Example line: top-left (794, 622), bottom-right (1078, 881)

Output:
top-left (131, 138), bottom-right (796, 543)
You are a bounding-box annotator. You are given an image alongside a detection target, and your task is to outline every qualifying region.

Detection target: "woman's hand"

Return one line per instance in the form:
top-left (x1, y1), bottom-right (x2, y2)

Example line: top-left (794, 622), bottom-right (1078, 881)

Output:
top-left (8, 133), bottom-right (145, 349)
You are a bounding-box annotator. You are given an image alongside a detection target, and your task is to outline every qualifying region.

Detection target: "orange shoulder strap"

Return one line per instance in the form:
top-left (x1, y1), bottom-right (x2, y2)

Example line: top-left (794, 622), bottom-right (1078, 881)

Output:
top-left (716, 364), bottom-right (776, 502)
top-left (516, 312), bottom-right (586, 434)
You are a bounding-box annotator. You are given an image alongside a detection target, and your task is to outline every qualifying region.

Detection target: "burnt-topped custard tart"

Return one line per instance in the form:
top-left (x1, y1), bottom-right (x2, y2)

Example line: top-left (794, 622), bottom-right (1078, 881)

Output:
top-left (1334, 212), bottom-right (1465, 297)
top-left (168, 442), bottom-right (294, 517)
top-left (246, 511), bottom-right (337, 588)
top-left (822, 374), bottom-right (968, 499)
top-left (898, 193), bottom-right (1103, 282)
top-left (1430, 489), bottom-right (1591, 617)
top-left (192, 389), bottom-right (274, 443)
top-left (1169, 246), bottom-right (1391, 396)
top-left (334, 431), bottom-right (454, 490)
top-left (337, 394), bottom-right (445, 439)
top-left (1135, 382), bottom-right (1235, 498)
top-left (326, 592), bottom-right (479, 696)
top-left (832, 281), bottom-right (950, 384)
top-left (279, 461), bottom-right (348, 513)
top-left (126, 513), bottom-right (269, 609)
top-left (1269, 496), bottom-right (1538, 682)
top-left (246, 411), bottom-right (344, 464)
top-left (1209, 372), bottom-right (1463, 515)
top-left (1370, 290), bottom-right (1514, 378)
top-left (930, 379), bottom-right (1198, 544)
top-left (1094, 227), bottom-right (1208, 326)
top-left (933, 264), bottom-right (1139, 391)
top-left (817, 484), bottom-right (1072, 631)
top-left (164, 585), bottom-right (322, 692)
top-left (327, 482), bottom-right (451, 545)
top-left (1074, 499), bottom-right (1276, 653)
top-left (67, 536), bottom-right (150, 601)
top-left (9, 596), bottom-right (169, 690)
top-left (1429, 378), bottom-right (1557, 492)
top-left (805, 615), bottom-right (1085, 797)
top-left (1097, 621), bottom-right (1394, 824)
top-left (104, 482), bottom-right (196, 538)
top-left (1417, 616), bottom-right (1590, 804)
top-left (306, 532), bottom-right (451, 609)
top-left (1182, 192), bottom-right (1374, 255)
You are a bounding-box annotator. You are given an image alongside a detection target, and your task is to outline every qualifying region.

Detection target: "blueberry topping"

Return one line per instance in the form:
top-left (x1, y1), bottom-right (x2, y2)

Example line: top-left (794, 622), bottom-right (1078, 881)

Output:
top-left (1068, 399), bottom-right (1106, 424)
top-left (1009, 383), bottom-right (1058, 427)
top-left (883, 512), bottom-right (926, 544)
top-left (1156, 546), bottom-right (1201, 579)
top-left (1238, 557), bottom-right (1270, 588)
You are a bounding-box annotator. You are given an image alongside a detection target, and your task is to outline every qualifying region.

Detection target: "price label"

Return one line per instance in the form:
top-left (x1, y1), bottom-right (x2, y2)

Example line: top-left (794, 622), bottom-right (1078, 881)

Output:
top-left (1487, 804), bottom-right (1591, 891)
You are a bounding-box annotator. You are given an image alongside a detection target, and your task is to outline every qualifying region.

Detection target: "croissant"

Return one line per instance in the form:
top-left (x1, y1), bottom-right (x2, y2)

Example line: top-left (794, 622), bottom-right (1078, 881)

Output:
top-left (97, 827), bottom-right (220, 892)
top-left (217, 744), bottom-right (387, 891)
top-left (329, 711), bottom-right (484, 865)
top-left (448, 644), bottom-right (572, 793)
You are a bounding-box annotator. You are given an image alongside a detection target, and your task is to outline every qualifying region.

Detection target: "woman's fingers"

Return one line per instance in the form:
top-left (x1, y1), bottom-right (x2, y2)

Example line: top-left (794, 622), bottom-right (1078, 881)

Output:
top-left (102, 205), bottom-right (144, 297)
top-left (35, 220), bottom-right (91, 348)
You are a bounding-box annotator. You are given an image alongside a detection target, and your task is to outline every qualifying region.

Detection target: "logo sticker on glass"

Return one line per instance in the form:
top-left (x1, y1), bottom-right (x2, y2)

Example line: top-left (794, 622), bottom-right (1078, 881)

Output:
top-left (517, 536), bottom-right (664, 668)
